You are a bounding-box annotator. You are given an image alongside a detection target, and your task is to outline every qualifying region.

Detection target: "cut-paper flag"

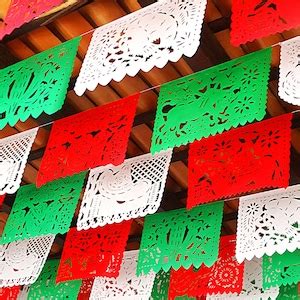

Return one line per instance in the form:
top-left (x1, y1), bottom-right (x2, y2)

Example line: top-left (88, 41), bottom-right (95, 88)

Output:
top-left (231, 0), bottom-right (300, 46)
top-left (0, 286), bottom-right (20, 299)
top-left (150, 270), bottom-right (170, 300)
top-left (36, 95), bottom-right (138, 187)
top-left (0, 128), bottom-right (38, 195)
top-left (90, 250), bottom-right (156, 300)
top-left (137, 201), bottom-right (224, 275)
top-left (0, 0), bottom-right (63, 40)
top-left (56, 222), bottom-right (132, 282)
top-left (278, 36), bottom-right (300, 105)
top-left (263, 249), bottom-right (300, 288)
top-left (277, 284), bottom-right (299, 300)
top-left (28, 259), bottom-right (81, 300)
top-left (17, 285), bottom-right (31, 300)
top-left (236, 184), bottom-right (300, 263)
top-left (188, 114), bottom-right (291, 207)
top-left (0, 173), bottom-right (86, 244)
top-left (74, 0), bottom-right (207, 95)
top-left (0, 235), bottom-right (55, 287)
top-left (168, 235), bottom-right (244, 299)
top-left (0, 38), bottom-right (80, 129)
top-left (151, 48), bottom-right (271, 153)
top-left (77, 279), bottom-right (93, 300)
top-left (206, 258), bottom-right (279, 300)
top-left (77, 150), bottom-right (172, 229)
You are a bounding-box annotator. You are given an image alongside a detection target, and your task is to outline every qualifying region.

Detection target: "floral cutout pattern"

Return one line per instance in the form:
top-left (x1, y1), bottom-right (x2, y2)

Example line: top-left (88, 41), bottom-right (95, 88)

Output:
top-left (137, 202), bottom-right (224, 275)
top-left (56, 222), bottom-right (132, 282)
top-left (0, 128), bottom-right (38, 195)
top-left (278, 36), bottom-right (300, 105)
top-left (231, 0), bottom-right (300, 46)
top-left (236, 184), bottom-right (300, 263)
top-left (28, 260), bottom-right (82, 300)
top-left (0, 38), bottom-right (80, 129)
top-left (0, 235), bottom-right (55, 287)
top-left (90, 250), bottom-right (156, 300)
top-left (168, 235), bottom-right (244, 299)
top-left (151, 48), bottom-right (271, 153)
top-left (77, 150), bottom-right (172, 229)
top-left (206, 258), bottom-right (279, 300)
top-left (0, 0), bottom-right (63, 40)
top-left (74, 0), bottom-right (207, 94)
top-left (187, 114), bottom-right (291, 207)
top-left (263, 249), bottom-right (300, 288)
top-left (36, 95), bottom-right (138, 187)
top-left (77, 279), bottom-right (94, 300)
top-left (276, 284), bottom-right (299, 300)
top-left (0, 173), bottom-right (86, 244)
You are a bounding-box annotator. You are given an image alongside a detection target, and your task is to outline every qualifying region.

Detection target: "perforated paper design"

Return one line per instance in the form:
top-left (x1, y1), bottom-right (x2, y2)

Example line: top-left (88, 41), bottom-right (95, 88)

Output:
top-left (78, 279), bottom-right (93, 300)
top-left (56, 222), bottom-right (132, 282)
top-left (231, 0), bottom-right (300, 46)
top-left (0, 286), bottom-right (20, 299)
top-left (263, 249), bottom-right (300, 288)
top-left (151, 48), bottom-right (271, 153)
top-left (137, 202), bottom-right (224, 275)
top-left (278, 36), bottom-right (300, 105)
top-left (277, 284), bottom-right (298, 300)
top-left (0, 128), bottom-right (38, 195)
top-left (77, 150), bottom-right (172, 229)
top-left (0, 235), bottom-right (55, 287)
top-left (0, 0), bottom-right (63, 40)
top-left (0, 173), bottom-right (85, 244)
top-left (206, 258), bottom-right (279, 300)
top-left (236, 184), bottom-right (300, 263)
top-left (0, 38), bottom-right (80, 129)
top-left (74, 0), bottom-right (207, 95)
top-left (150, 270), bottom-right (170, 300)
top-left (28, 259), bottom-right (81, 300)
top-left (188, 114), bottom-right (291, 207)
top-left (90, 250), bottom-right (156, 300)
top-left (37, 95), bottom-right (138, 187)
top-left (169, 235), bottom-right (244, 299)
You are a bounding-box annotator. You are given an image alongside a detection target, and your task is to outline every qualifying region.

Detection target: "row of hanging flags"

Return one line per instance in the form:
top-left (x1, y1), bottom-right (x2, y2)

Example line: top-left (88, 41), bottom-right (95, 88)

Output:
top-left (0, 0), bottom-right (299, 299)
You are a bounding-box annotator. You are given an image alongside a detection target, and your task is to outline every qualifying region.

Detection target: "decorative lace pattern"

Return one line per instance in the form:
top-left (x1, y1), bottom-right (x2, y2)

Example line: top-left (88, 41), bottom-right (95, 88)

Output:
top-left (263, 249), bottom-right (300, 288)
top-left (56, 222), bottom-right (132, 282)
top-left (0, 173), bottom-right (86, 244)
top-left (137, 202), bottom-right (224, 275)
top-left (236, 184), bottom-right (300, 263)
top-left (277, 284), bottom-right (298, 300)
top-left (78, 279), bottom-right (93, 300)
top-left (231, 0), bottom-right (300, 46)
top-left (0, 0), bottom-right (63, 40)
top-left (278, 36), bottom-right (300, 105)
top-left (150, 270), bottom-right (170, 300)
top-left (206, 258), bottom-right (279, 300)
top-left (0, 38), bottom-right (80, 129)
top-left (74, 0), bottom-right (207, 95)
top-left (90, 250), bottom-right (156, 300)
top-left (28, 259), bottom-right (82, 300)
top-left (187, 114), bottom-right (291, 207)
top-left (36, 95), bottom-right (138, 187)
top-left (0, 235), bottom-right (55, 287)
top-left (0, 286), bottom-right (20, 299)
top-left (169, 235), bottom-right (244, 299)
top-left (151, 49), bottom-right (271, 153)
top-left (0, 128), bottom-right (38, 195)
top-left (77, 150), bottom-right (172, 229)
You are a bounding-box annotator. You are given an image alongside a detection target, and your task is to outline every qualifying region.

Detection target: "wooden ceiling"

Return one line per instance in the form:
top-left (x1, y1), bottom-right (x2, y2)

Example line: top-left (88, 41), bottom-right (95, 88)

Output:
top-left (0, 0), bottom-right (300, 258)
